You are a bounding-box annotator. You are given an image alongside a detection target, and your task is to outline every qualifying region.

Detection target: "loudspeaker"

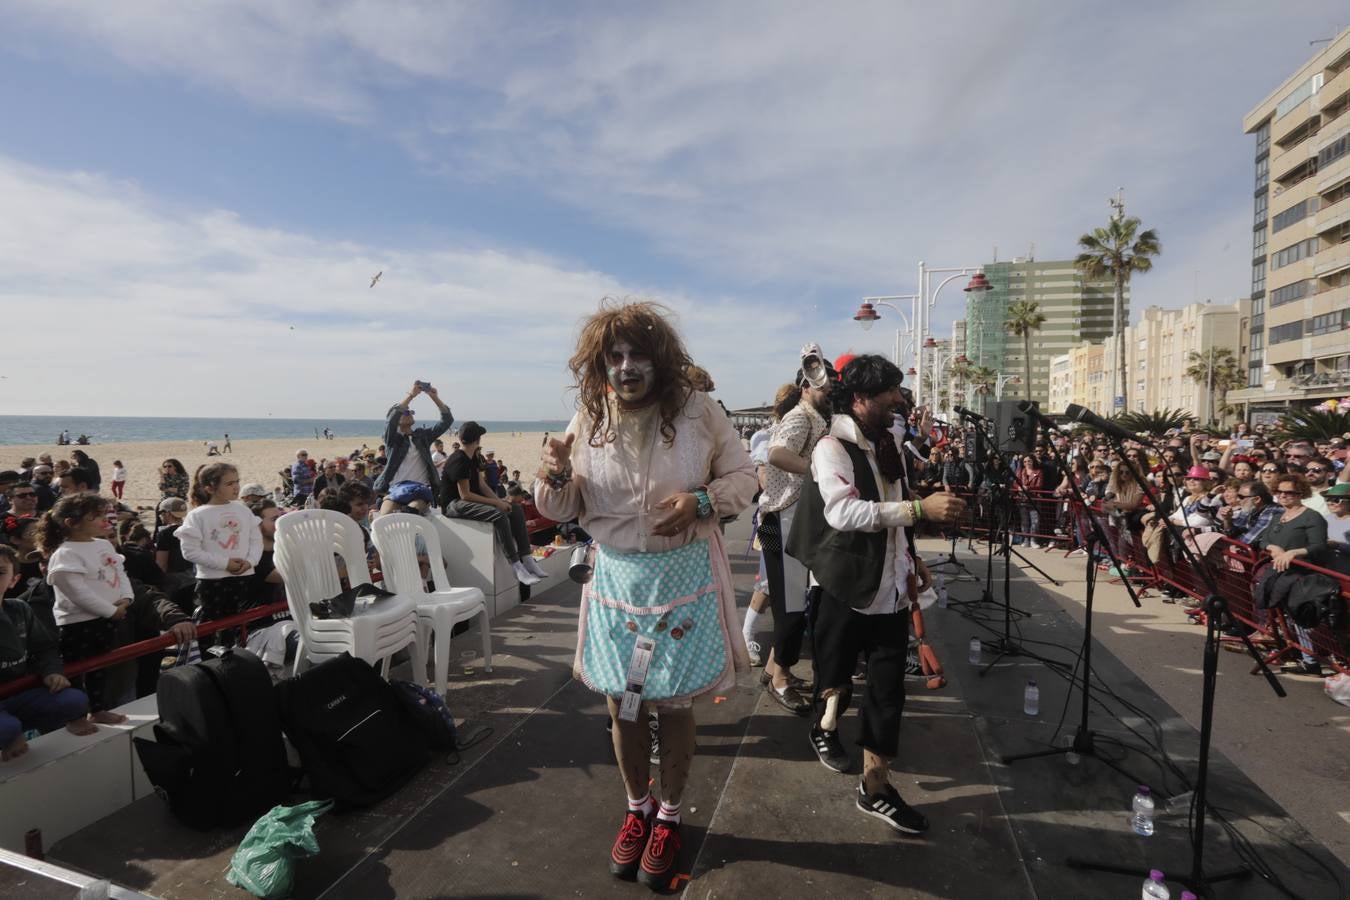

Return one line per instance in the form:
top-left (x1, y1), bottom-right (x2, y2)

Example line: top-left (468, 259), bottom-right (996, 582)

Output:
top-left (991, 400), bottom-right (1037, 455)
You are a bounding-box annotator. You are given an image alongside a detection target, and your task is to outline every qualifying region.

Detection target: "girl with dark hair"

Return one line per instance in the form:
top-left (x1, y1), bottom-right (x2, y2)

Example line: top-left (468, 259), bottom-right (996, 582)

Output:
top-left (177, 463), bottom-right (263, 652)
top-left (39, 493), bottom-right (131, 723)
top-left (69, 450), bottom-right (101, 492)
top-left (535, 299), bottom-right (756, 890)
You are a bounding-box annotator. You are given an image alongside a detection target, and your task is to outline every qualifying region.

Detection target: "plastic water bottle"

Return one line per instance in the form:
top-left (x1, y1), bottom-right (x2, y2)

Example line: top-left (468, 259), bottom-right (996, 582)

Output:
top-left (1023, 680), bottom-right (1039, 716)
top-left (968, 636), bottom-right (981, 665)
top-left (1131, 786), bottom-right (1156, 836)
top-left (1141, 869), bottom-right (1169, 899)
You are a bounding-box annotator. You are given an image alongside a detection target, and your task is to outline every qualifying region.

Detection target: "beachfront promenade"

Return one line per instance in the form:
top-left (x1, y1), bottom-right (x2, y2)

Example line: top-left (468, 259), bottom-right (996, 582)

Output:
top-left (29, 512), bottom-right (1349, 899)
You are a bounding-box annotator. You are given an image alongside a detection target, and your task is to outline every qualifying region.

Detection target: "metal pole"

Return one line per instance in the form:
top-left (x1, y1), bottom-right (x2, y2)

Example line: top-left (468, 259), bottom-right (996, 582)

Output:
top-left (914, 264), bottom-right (925, 407)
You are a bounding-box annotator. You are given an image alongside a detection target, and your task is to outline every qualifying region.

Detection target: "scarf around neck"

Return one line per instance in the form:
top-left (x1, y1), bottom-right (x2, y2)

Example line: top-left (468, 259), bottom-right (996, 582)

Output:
top-left (859, 419), bottom-right (905, 484)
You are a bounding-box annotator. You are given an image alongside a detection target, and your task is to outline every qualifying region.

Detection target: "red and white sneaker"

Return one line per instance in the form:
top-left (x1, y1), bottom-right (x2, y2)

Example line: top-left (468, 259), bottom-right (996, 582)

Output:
top-left (608, 807), bottom-right (652, 880)
top-left (637, 819), bottom-right (682, 891)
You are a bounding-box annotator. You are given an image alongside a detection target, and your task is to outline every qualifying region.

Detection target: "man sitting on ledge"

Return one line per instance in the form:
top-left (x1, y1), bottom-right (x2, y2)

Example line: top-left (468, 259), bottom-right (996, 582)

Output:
top-left (442, 422), bottom-right (547, 586)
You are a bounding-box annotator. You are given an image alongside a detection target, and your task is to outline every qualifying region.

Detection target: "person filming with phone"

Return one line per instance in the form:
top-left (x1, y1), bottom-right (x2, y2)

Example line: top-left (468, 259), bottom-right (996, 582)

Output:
top-left (374, 381), bottom-right (455, 515)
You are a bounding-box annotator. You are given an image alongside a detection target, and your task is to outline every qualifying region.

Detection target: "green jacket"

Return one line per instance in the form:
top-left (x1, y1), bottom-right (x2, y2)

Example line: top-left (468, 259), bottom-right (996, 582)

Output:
top-left (0, 597), bottom-right (63, 684)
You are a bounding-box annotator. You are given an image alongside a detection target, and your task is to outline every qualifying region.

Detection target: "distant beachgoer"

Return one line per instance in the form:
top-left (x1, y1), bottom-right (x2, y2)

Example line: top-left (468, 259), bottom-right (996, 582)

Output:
top-left (223, 434), bottom-right (232, 454)
top-left (60, 430), bottom-right (70, 445)
top-left (110, 461), bottom-right (126, 500)
top-left (205, 440), bottom-right (220, 457)
top-left (69, 450), bottom-right (100, 492)
top-left (158, 459), bottom-right (189, 502)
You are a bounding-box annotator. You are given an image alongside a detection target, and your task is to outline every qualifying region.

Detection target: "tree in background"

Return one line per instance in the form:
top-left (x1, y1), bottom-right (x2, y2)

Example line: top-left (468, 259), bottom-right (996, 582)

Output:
top-left (1111, 408), bottom-right (1189, 437)
top-left (1184, 348), bottom-right (1244, 426)
top-left (1003, 300), bottom-right (1046, 403)
top-left (1075, 210), bottom-right (1161, 414)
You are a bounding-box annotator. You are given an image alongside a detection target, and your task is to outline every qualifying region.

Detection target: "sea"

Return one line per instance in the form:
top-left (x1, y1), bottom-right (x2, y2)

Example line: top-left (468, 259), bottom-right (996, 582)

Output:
top-left (0, 415), bottom-right (572, 446)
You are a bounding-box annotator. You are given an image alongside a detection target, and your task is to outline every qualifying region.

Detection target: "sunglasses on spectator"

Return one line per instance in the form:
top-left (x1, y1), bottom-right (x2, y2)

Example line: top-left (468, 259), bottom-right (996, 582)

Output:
top-left (1304, 467), bottom-right (1326, 474)
top-left (1261, 467), bottom-right (1279, 473)
top-left (11, 490), bottom-right (35, 498)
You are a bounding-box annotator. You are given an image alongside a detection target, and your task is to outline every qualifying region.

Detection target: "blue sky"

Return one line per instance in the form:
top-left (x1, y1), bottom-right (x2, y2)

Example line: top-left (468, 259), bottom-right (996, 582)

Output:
top-left (1, 2), bottom-right (1345, 419)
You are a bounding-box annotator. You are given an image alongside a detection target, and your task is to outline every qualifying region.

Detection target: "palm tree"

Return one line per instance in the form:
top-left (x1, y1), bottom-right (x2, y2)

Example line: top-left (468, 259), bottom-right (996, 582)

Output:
top-left (1183, 348), bottom-right (1244, 426)
top-left (968, 365), bottom-right (997, 410)
top-left (1273, 406), bottom-right (1350, 442)
top-left (1075, 214), bottom-right (1161, 413)
top-left (1003, 300), bottom-right (1046, 402)
top-left (1112, 408), bottom-right (1190, 437)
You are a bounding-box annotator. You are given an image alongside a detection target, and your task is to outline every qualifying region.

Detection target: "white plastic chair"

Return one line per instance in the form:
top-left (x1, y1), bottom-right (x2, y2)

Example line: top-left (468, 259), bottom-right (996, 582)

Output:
top-left (371, 513), bottom-right (492, 698)
top-left (273, 509), bottom-right (425, 679)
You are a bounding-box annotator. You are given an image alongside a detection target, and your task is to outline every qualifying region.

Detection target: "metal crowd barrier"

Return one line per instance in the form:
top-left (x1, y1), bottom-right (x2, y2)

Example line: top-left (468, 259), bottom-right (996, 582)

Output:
top-left (913, 484), bottom-right (1349, 676)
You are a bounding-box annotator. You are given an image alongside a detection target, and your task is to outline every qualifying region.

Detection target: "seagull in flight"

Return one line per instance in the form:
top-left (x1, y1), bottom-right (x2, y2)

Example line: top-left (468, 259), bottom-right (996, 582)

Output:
top-left (369, 271), bottom-right (383, 288)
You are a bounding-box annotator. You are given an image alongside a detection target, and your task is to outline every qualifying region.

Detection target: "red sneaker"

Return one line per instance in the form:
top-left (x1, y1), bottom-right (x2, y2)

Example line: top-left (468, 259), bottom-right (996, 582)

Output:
top-left (637, 819), bottom-right (682, 891)
top-left (608, 808), bottom-right (651, 880)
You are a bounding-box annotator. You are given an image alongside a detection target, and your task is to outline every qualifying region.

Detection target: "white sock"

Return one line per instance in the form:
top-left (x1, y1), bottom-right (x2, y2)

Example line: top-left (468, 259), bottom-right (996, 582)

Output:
top-left (821, 693), bottom-right (840, 732)
top-left (657, 800), bottom-right (681, 824)
top-left (628, 793), bottom-right (655, 816)
top-left (742, 606), bottom-right (762, 643)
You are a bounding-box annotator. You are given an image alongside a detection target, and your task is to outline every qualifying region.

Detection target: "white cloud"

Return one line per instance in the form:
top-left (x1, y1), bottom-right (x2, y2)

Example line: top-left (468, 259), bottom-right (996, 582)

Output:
top-left (0, 156), bottom-right (889, 418)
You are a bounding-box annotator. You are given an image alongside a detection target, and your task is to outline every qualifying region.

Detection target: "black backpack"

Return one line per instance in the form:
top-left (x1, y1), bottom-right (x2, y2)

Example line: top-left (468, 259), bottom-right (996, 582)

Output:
top-left (277, 654), bottom-right (429, 809)
top-left (391, 680), bottom-right (458, 752)
top-left (133, 649), bottom-right (292, 830)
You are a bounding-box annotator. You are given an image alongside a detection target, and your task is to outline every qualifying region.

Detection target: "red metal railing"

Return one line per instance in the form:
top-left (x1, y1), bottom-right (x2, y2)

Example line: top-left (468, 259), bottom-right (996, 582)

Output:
top-left (0, 600), bottom-right (288, 700)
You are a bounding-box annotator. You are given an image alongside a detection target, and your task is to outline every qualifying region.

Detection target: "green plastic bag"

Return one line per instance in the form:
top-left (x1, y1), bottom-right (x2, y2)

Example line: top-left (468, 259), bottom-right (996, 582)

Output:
top-left (226, 799), bottom-right (333, 899)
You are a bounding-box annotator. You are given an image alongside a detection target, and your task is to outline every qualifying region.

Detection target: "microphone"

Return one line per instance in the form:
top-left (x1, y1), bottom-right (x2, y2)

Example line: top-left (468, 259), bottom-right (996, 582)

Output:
top-left (953, 405), bottom-right (986, 421)
top-left (1063, 403), bottom-right (1139, 444)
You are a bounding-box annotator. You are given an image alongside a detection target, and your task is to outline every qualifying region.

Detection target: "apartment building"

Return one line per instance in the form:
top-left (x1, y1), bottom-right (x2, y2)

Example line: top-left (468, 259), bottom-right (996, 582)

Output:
top-left (964, 258), bottom-right (1120, 406)
top-left (1232, 27), bottom-right (1350, 415)
top-left (1047, 341), bottom-right (1108, 414)
top-left (1107, 301), bottom-right (1248, 420)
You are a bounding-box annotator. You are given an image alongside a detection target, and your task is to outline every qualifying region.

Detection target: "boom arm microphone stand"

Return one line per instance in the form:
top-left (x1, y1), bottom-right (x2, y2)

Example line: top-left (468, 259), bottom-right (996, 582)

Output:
top-left (1002, 412), bottom-right (1143, 769)
top-left (1059, 423), bottom-right (1285, 897)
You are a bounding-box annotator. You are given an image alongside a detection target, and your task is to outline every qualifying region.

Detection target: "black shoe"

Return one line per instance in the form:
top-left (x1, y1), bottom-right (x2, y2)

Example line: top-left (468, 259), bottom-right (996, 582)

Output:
top-left (766, 681), bottom-right (811, 715)
top-left (637, 819), bottom-right (681, 891)
top-left (904, 651), bottom-right (924, 677)
top-left (809, 726), bottom-right (851, 773)
top-left (856, 781), bottom-right (928, 834)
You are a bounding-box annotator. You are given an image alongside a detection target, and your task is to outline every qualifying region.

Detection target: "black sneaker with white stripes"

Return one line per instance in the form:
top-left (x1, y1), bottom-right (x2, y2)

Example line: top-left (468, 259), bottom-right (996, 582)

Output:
top-left (809, 726), bottom-right (851, 773)
top-left (856, 781), bottom-right (928, 834)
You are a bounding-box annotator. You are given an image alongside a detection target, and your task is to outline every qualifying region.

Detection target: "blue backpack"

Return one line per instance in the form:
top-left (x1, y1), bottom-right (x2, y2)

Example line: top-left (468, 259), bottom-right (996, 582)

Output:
top-left (388, 480), bottom-right (434, 506)
top-left (391, 681), bottom-right (458, 752)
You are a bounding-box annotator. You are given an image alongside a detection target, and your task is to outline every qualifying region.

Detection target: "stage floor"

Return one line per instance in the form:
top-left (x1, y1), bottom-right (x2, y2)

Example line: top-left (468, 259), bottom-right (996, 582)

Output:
top-left (46, 518), bottom-right (1350, 899)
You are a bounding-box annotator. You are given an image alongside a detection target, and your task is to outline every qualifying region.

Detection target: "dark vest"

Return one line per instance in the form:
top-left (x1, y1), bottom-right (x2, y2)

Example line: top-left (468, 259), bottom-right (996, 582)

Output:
top-left (786, 438), bottom-right (890, 610)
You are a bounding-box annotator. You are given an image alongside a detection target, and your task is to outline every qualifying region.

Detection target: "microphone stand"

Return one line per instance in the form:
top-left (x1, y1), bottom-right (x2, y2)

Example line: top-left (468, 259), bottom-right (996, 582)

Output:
top-left (1060, 428), bottom-right (1284, 897)
top-left (1002, 416), bottom-right (1142, 768)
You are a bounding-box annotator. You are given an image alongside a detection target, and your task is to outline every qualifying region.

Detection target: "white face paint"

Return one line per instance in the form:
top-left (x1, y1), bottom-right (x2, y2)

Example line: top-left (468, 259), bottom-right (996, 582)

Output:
top-left (606, 341), bottom-right (655, 405)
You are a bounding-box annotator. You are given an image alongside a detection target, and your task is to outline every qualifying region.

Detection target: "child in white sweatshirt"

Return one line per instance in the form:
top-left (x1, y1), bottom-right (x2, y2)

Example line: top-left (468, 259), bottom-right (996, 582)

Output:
top-left (177, 463), bottom-right (263, 653)
top-left (41, 492), bottom-right (132, 722)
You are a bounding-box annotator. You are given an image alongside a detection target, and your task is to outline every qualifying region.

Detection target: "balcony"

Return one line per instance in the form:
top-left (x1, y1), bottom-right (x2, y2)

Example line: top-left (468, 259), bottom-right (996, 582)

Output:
top-left (1318, 148), bottom-right (1350, 193)
top-left (1314, 238), bottom-right (1350, 277)
top-left (1315, 192), bottom-right (1350, 232)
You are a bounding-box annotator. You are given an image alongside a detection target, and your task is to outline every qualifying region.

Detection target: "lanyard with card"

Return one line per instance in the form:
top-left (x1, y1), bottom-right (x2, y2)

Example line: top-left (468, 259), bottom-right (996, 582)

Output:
top-left (617, 636), bottom-right (656, 722)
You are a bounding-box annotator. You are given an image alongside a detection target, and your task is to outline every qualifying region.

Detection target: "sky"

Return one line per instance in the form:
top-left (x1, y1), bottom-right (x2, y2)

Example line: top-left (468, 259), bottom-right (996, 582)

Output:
top-left (1, 1), bottom-right (1345, 420)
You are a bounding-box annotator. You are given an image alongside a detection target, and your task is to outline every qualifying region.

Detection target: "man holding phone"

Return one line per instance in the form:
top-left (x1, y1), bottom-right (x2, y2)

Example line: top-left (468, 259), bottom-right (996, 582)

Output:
top-left (374, 381), bottom-right (455, 514)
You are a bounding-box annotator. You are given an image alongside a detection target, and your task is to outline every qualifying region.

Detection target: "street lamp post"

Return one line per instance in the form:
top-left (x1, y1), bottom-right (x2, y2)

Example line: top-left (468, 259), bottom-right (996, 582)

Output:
top-left (995, 373), bottom-right (1022, 401)
top-left (853, 294), bottom-right (918, 372)
top-left (923, 336), bottom-right (960, 420)
top-left (919, 262), bottom-right (993, 406)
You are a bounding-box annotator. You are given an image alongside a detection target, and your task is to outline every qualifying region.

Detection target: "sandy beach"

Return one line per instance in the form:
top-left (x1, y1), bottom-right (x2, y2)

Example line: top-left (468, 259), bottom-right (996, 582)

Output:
top-left (2, 431), bottom-right (554, 511)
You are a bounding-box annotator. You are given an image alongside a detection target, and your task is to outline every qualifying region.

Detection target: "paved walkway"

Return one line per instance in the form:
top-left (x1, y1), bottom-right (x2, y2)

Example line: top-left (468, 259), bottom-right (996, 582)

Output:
top-left (48, 517), bottom-right (1349, 899)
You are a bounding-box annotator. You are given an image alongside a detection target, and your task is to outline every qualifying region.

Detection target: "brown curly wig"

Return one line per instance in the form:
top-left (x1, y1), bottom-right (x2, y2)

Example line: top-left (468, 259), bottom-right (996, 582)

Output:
top-left (568, 299), bottom-right (693, 447)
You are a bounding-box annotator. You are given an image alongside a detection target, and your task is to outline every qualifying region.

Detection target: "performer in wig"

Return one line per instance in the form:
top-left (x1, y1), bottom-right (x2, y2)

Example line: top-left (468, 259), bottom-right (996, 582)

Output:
top-left (535, 300), bottom-right (755, 890)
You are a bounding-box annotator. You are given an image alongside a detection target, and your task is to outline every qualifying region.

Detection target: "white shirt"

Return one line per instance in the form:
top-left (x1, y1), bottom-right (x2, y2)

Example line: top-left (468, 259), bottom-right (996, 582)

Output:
top-left (749, 427), bottom-right (772, 466)
top-left (46, 538), bottom-right (134, 625)
top-left (391, 448), bottom-right (431, 486)
top-left (1326, 512), bottom-right (1350, 545)
top-left (430, 450), bottom-right (448, 470)
top-left (112, 465), bottom-right (127, 482)
top-left (810, 416), bottom-right (916, 616)
top-left (177, 501), bottom-right (264, 579)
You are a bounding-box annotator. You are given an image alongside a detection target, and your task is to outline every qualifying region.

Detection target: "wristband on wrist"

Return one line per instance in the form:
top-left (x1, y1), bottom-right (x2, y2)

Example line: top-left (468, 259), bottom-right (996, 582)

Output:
top-left (693, 488), bottom-right (714, 520)
top-left (545, 466), bottom-right (573, 489)
top-left (912, 499), bottom-right (922, 521)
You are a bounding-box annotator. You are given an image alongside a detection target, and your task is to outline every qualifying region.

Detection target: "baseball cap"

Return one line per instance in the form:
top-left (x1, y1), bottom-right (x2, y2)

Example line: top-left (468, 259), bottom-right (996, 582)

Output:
top-left (1322, 482), bottom-right (1350, 498)
top-left (1201, 451), bottom-right (1221, 461)
top-left (240, 483), bottom-right (269, 498)
top-left (157, 497), bottom-right (188, 514)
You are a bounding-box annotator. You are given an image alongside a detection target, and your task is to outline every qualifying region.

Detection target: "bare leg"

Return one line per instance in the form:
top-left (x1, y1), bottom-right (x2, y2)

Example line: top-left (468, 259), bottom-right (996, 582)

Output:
top-left (749, 589), bottom-right (770, 614)
top-left (607, 697), bottom-right (651, 801)
top-left (862, 749), bottom-right (890, 795)
top-left (2, 735), bottom-right (28, 761)
top-left (655, 706), bottom-right (697, 806)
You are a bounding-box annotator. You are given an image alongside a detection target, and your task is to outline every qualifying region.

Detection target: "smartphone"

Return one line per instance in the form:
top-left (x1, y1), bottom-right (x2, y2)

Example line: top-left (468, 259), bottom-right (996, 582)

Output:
top-left (416, 380), bottom-right (432, 392)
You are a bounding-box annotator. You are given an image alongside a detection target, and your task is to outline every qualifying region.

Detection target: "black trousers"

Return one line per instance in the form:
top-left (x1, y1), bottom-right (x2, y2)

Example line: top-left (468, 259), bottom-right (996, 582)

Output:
top-left (59, 618), bottom-right (118, 712)
top-left (758, 510), bottom-right (809, 668)
top-left (196, 575), bottom-right (257, 653)
top-left (809, 588), bottom-right (909, 758)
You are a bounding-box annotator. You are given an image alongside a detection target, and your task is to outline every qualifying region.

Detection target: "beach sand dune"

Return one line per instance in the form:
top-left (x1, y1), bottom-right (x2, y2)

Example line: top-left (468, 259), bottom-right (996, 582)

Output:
top-left (3, 431), bottom-right (554, 511)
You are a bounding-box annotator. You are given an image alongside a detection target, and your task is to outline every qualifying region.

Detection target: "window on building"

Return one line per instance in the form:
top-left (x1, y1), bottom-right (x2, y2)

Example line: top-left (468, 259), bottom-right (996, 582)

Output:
top-left (1251, 260), bottom-right (1266, 296)
top-left (1269, 279), bottom-right (1311, 307)
top-left (1318, 133), bottom-right (1349, 170)
top-left (1275, 73), bottom-right (1324, 120)
top-left (1255, 156), bottom-right (1269, 191)
top-left (1271, 198), bottom-right (1315, 232)
top-left (1269, 321), bottom-right (1304, 344)
top-left (1250, 331), bottom-right (1264, 352)
top-left (1253, 225), bottom-right (1268, 258)
top-left (1270, 238), bottom-right (1318, 270)
top-left (1256, 120), bottom-right (1271, 156)
top-left (1253, 192), bottom-right (1267, 225)
top-left (1248, 364), bottom-right (1263, 387)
